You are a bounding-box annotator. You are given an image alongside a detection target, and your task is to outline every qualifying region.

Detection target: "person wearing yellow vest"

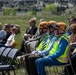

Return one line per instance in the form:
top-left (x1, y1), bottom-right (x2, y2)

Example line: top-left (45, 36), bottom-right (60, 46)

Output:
top-left (24, 21), bottom-right (57, 75)
top-left (35, 22), bottom-right (69, 75)
top-left (32, 21), bottom-right (56, 54)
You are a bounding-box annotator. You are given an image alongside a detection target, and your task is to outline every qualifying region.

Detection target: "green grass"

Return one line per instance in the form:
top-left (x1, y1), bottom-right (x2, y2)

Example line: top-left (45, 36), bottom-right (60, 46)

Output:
top-left (0, 13), bottom-right (71, 35)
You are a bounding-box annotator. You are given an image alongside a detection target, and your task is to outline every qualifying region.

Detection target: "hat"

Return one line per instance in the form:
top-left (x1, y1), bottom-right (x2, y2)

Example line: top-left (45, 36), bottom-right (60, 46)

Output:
top-left (12, 25), bottom-right (20, 31)
top-left (38, 21), bottom-right (48, 28)
top-left (47, 21), bottom-right (57, 28)
top-left (56, 22), bottom-right (67, 31)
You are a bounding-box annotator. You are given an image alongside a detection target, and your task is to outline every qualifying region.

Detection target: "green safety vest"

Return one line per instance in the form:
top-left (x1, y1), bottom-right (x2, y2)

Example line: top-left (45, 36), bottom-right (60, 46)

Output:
top-left (36, 33), bottom-right (50, 51)
top-left (49, 34), bottom-right (69, 63)
top-left (43, 34), bottom-right (55, 50)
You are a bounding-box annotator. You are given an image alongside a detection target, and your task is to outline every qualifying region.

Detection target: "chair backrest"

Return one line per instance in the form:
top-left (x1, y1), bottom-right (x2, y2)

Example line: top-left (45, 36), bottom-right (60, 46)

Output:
top-left (0, 47), bottom-right (6, 56)
top-left (8, 48), bottom-right (18, 59)
top-left (2, 48), bottom-right (11, 57)
top-left (6, 48), bottom-right (18, 64)
top-left (67, 46), bottom-right (76, 75)
top-left (1, 47), bottom-right (12, 64)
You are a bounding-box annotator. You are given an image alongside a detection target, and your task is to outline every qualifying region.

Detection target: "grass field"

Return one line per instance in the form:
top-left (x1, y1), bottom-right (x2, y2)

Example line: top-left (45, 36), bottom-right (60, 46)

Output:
top-left (0, 13), bottom-right (71, 35)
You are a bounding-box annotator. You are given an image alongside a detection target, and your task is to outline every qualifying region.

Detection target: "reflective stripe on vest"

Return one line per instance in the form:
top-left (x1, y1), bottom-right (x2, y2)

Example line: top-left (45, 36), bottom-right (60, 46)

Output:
top-left (49, 34), bottom-right (69, 63)
top-left (36, 34), bottom-right (49, 51)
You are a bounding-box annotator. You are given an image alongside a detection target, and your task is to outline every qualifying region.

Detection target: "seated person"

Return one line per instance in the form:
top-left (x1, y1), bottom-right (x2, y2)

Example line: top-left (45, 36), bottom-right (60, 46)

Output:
top-left (24, 17), bottom-right (37, 40)
top-left (5, 24), bottom-right (15, 46)
top-left (62, 23), bottom-right (76, 75)
top-left (0, 24), bottom-right (12, 44)
top-left (69, 23), bottom-right (76, 51)
top-left (67, 18), bottom-right (76, 36)
top-left (10, 25), bottom-right (23, 51)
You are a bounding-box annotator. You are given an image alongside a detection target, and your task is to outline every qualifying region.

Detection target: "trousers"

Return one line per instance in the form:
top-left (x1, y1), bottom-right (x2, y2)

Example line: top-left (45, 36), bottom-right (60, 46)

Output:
top-left (25, 54), bottom-right (42, 75)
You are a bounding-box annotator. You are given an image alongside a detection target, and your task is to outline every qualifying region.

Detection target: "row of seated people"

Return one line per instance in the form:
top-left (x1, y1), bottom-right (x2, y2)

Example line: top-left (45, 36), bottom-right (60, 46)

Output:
top-left (17, 21), bottom-right (69, 75)
top-left (0, 17), bottom-right (38, 55)
top-left (0, 24), bottom-right (23, 56)
top-left (0, 17), bottom-right (76, 75)
top-left (19, 20), bottom-right (76, 75)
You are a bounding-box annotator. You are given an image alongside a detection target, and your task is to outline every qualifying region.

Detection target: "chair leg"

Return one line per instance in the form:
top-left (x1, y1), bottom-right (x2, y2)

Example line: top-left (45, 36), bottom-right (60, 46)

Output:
top-left (13, 70), bottom-right (16, 75)
top-left (7, 71), bottom-right (10, 75)
top-left (2, 71), bottom-right (5, 75)
top-left (70, 65), bottom-right (76, 75)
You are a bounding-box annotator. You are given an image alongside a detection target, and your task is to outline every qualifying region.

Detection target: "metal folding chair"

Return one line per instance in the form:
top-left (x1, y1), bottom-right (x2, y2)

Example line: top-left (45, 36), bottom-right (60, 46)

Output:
top-left (0, 47), bottom-right (11, 65)
top-left (0, 48), bottom-right (18, 75)
top-left (0, 47), bottom-right (6, 56)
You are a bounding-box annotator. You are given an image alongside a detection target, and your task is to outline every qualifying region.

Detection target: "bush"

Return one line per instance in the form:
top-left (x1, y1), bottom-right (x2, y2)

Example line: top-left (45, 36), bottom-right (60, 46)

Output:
top-left (11, 7), bottom-right (16, 16)
top-left (27, 10), bottom-right (36, 15)
top-left (3, 8), bottom-right (10, 15)
top-left (43, 4), bottom-right (57, 15)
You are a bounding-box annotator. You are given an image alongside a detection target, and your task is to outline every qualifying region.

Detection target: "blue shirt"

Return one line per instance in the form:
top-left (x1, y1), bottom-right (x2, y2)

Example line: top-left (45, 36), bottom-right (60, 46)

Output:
top-left (49, 38), bottom-right (68, 58)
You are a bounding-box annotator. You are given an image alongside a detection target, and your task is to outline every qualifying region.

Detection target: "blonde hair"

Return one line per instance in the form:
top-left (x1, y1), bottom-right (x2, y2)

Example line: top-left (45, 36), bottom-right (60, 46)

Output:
top-left (70, 23), bottom-right (76, 43)
top-left (29, 17), bottom-right (37, 25)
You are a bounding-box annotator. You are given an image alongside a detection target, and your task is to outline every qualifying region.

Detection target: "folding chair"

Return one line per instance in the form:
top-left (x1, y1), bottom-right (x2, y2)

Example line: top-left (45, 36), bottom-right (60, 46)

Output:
top-left (0, 48), bottom-right (18, 75)
top-left (0, 47), bottom-right (6, 56)
top-left (0, 47), bottom-right (12, 65)
top-left (48, 46), bottom-right (76, 75)
top-left (0, 47), bottom-right (7, 62)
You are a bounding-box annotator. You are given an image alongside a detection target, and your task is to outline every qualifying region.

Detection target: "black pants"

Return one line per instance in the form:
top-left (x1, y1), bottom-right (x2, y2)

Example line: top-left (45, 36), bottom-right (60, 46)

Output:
top-left (64, 53), bottom-right (76, 75)
top-left (25, 54), bottom-right (42, 75)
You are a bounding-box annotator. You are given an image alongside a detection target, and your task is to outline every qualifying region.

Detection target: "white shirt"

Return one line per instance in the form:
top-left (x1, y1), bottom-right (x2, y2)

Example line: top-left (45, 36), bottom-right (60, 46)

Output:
top-left (5, 34), bottom-right (15, 46)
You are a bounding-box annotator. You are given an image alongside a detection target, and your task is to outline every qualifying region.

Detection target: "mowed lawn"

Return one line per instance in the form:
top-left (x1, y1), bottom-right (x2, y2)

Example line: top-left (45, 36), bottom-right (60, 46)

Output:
top-left (0, 14), bottom-right (70, 34)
